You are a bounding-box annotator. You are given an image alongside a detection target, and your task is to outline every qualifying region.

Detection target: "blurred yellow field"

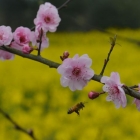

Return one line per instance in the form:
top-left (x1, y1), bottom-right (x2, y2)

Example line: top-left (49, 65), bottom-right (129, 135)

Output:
top-left (0, 29), bottom-right (140, 140)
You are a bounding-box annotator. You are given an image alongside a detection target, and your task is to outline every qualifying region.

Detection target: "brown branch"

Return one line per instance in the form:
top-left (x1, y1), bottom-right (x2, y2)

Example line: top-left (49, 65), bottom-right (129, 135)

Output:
top-left (38, 28), bottom-right (43, 56)
top-left (0, 46), bottom-right (60, 68)
top-left (0, 108), bottom-right (37, 140)
top-left (129, 85), bottom-right (138, 89)
top-left (100, 35), bottom-right (117, 75)
top-left (123, 85), bottom-right (140, 99)
top-left (58, 0), bottom-right (72, 10)
top-left (1, 45), bottom-right (140, 99)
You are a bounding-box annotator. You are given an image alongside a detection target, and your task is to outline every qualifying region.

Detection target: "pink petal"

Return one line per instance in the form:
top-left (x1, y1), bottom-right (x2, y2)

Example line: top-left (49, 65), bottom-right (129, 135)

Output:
top-left (60, 77), bottom-right (69, 87)
top-left (79, 54), bottom-right (92, 67)
top-left (102, 85), bottom-right (109, 92)
top-left (101, 76), bottom-right (109, 83)
top-left (106, 95), bottom-right (112, 101)
top-left (114, 99), bottom-right (121, 108)
top-left (69, 81), bottom-right (76, 91)
top-left (75, 79), bottom-right (86, 90)
top-left (110, 72), bottom-right (121, 85)
top-left (118, 86), bottom-right (127, 107)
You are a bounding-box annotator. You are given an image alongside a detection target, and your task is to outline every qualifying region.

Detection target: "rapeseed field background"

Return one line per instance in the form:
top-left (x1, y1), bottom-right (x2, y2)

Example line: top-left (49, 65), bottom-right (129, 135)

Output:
top-left (0, 29), bottom-right (140, 140)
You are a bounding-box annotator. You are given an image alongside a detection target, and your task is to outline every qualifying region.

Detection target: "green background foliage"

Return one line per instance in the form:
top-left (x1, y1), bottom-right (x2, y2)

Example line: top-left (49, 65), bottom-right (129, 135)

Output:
top-left (0, 0), bottom-right (140, 31)
top-left (0, 29), bottom-right (140, 140)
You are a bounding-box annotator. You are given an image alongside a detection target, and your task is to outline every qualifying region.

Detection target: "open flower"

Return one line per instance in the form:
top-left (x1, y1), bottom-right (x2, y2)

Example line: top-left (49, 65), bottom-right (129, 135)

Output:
top-left (0, 25), bottom-right (13, 46)
top-left (13, 26), bottom-right (31, 45)
top-left (101, 72), bottom-right (127, 108)
top-left (57, 54), bottom-right (94, 91)
top-left (133, 84), bottom-right (140, 111)
top-left (11, 26), bottom-right (32, 52)
top-left (0, 25), bottom-right (14, 60)
top-left (34, 2), bottom-right (61, 32)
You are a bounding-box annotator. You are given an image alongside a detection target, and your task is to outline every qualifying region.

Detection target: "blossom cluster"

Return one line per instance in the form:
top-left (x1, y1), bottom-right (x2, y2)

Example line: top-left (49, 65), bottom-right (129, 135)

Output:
top-left (0, 1), bottom-right (139, 112)
top-left (58, 54), bottom-right (140, 111)
top-left (0, 2), bottom-right (61, 60)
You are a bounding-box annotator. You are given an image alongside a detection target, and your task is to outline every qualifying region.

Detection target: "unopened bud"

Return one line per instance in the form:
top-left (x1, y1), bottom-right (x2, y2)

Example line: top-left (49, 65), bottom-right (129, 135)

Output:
top-left (22, 44), bottom-right (32, 54)
top-left (88, 91), bottom-right (100, 99)
top-left (60, 51), bottom-right (70, 61)
top-left (63, 51), bottom-right (69, 58)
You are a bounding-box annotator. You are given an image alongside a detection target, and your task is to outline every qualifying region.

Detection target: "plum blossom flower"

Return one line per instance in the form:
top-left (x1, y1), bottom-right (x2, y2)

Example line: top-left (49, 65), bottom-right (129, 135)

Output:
top-left (57, 54), bottom-right (94, 91)
top-left (11, 26), bottom-right (32, 51)
top-left (13, 26), bottom-right (31, 45)
top-left (0, 25), bottom-right (13, 46)
top-left (101, 72), bottom-right (127, 108)
top-left (0, 26), bottom-right (14, 60)
top-left (34, 2), bottom-right (61, 32)
top-left (133, 84), bottom-right (140, 111)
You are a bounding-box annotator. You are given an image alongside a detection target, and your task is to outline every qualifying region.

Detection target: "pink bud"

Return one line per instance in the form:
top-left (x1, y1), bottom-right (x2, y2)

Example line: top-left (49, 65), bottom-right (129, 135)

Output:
top-left (60, 51), bottom-right (70, 61)
top-left (88, 91), bottom-right (100, 99)
top-left (22, 44), bottom-right (32, 54)
top-left (63, 51), bottom-right (69, 58)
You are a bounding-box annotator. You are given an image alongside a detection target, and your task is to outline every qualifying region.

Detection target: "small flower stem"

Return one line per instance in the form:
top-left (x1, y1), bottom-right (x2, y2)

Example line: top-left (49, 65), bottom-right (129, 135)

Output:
top-left (99, 91), bottom-right (105, 95)
top-left (58, 0), bottom-right (72, 10)
top-left (38, 28), bottom-right (43, 56)
top-left (100, 35), bottom-right (117, 75)
top-left (0, 108), bottom-right (37, 140)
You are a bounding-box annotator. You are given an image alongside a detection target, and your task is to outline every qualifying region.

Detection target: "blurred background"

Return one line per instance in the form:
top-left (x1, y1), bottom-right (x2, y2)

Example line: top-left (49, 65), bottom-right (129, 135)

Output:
top-left (0, 0), bottom-right (140, 31)
top-left (0, 0), bottom-right (140, 140)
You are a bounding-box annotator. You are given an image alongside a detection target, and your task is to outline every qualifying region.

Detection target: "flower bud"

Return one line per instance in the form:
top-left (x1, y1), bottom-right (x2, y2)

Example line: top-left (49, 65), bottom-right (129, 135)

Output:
top-left (22, 44), bottom-right (32, 54)
top-left (63, 51), bottom-right (69, 58)
top-left (60, 51), bottom-right (70, 61)
top-left (88, 91), bottom-right (100, 99)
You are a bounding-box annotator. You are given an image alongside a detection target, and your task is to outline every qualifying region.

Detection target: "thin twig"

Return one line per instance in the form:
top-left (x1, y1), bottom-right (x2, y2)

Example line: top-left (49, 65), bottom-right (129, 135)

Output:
top-left (38, 28), bottom-right (43, 56)
top-left (129, 85), bottom-right (138, 89)
top-left (100, 35), bottom-right (117, 75)
top-left (58, 0), bottom-right (72, 10)
top-left (0, 108), bottom-right (37, 140)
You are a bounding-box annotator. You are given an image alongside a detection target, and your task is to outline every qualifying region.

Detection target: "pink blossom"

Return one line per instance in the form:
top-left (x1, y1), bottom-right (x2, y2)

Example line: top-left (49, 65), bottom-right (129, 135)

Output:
top-left (57, 54), bottom-right (94, 91)
top-left (11, 26), bottom-right (32, 50)
top-left (133, 84), bottom-right (140, 111)
top-left (0, 50), bottom-right (14, 60)
top-left (13, 26), bottom-right (31, 44)
top-left (34, 2), bottom-right (61, 32)
top-left (22, 44), bottom-right (32, 54)
top-left (0, 25), bottom-right (13, 46)
top-left (101, 72), bottom-right (127, 108)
